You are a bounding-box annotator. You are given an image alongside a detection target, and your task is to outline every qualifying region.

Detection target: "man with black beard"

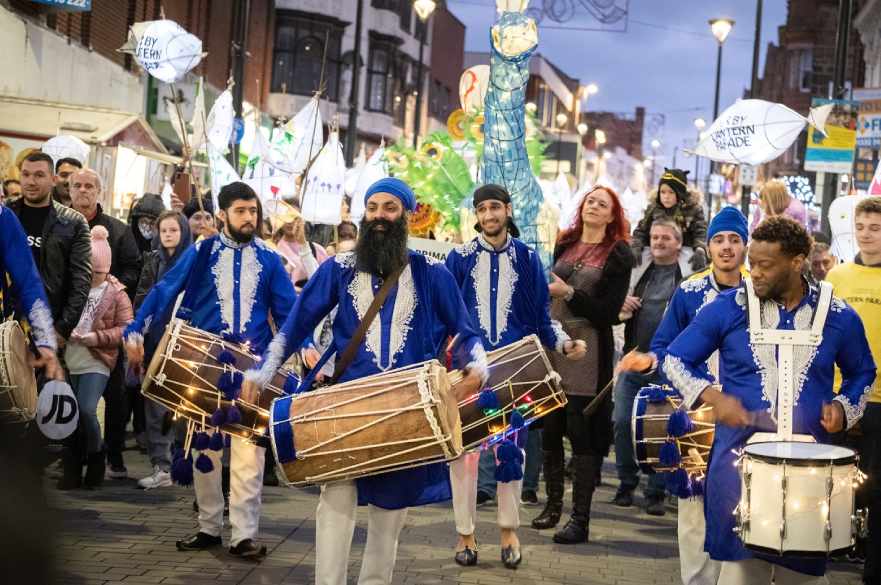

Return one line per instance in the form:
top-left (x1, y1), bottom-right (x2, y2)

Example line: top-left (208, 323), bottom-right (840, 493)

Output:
top-left (243, 177), bottom-right (487, 585)
top-left (124, 182), bottom-right (295, 558)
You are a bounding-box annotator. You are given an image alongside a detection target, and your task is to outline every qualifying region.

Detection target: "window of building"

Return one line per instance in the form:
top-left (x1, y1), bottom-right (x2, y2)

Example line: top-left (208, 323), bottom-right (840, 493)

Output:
top-left (788, 48), bottom-right (813, 93)
top-left (372, 0), bottom-right (413, 33)
top-left (366, 36), bottom-right (408, 115)
top-left (271, 11), bottom-right (345, 101)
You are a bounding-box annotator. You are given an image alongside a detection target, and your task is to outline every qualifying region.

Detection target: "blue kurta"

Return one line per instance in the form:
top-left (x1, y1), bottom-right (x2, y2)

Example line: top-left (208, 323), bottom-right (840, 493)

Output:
top-left (124, 233), bottom-right (295, 355)
top-left (253, 250), bottom-right (488, 510)
top-left (0, 205), bottom-right (55, 349)
top-left (662, 283), bottom-right (875, 575)
top-left (445, 235), bottom-right (567, 352)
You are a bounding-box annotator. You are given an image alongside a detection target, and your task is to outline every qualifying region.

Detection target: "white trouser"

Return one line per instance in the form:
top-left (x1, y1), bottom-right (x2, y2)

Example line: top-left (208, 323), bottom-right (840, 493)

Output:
top-left (717, 559), bottom-right (828, 585)
top-left (677, 496), bottom-right (721, 585)
top-left (192, 438), bottom-right (265, 546)
top-left (315, 480), bottom-right (408, 585)
top-left (449, 450), bottom-right (522, 535)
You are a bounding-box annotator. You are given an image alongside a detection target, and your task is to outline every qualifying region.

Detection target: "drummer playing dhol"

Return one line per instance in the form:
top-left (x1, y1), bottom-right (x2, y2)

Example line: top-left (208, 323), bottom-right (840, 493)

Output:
top-left (0, 204), bottom-right (63, 380)
top-left (444, 184), bottom-right (585, 569)
top-left (124, 182), bottom-right (296, 559)
top-left (242, 177), bottom-right (487, 585)
top-left (662, 217), bottom-right (875, 585)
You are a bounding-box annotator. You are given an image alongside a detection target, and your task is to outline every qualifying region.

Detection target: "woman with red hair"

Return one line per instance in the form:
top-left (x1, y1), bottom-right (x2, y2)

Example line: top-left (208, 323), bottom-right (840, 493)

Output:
top-left (532, 186), bottom-right (634, 544)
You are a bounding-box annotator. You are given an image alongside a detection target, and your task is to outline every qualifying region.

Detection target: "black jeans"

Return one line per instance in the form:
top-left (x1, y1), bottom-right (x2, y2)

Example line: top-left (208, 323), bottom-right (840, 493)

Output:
top-left (103, 357), bottom-right (137, 467)
top-left (860, 403), bottom-right (881, 584)
top-left (542, 394), bottom-right (613, 456)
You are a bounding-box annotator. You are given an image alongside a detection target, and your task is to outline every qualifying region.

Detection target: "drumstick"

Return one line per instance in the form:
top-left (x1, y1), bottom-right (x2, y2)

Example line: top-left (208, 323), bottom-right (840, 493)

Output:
top-left (581, 379), bottom-right (615, 417)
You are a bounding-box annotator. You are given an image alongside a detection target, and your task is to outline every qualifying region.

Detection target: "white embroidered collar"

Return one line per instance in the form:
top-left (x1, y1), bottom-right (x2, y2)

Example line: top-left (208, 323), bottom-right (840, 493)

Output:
top-left (477, 233), bottom-right (512, 253)
top-left (219, 231), bottom-right (251, 249)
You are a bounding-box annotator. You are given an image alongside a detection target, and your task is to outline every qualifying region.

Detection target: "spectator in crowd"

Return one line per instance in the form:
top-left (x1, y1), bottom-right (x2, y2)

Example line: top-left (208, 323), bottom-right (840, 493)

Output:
top-left (809, 241), bottom-right (837, 282)
top-left (826, 196), bottom-right (881, 585)
top-left (52, 157), bottom-right (83, 207)
top-left (612, 219), bottom-right (692, 516)
top-left (129, 193), bottom-right (166, 258)
top-left (326, 221), bottom-right (358, 256)
top-left (183, 195), bottom-right (216, 240)
top-left (750, 179), bottom-right (807, 231)
top-left (274, 206), bottom-right (328, 289)
top-left (533, 186), bottom-right (633, 544)
top-left (58, 226), bottom-right (133, 490)
top-left (631, 168), bottom-right (708, 271)
top-left (69, 169), bottom-right (141, 293)
top-left (134, 210), bottom-right (192, 490)
top-left (7, 152), bottom-right (91, 344)
top-left (3, 178), bottom-right (21, 200)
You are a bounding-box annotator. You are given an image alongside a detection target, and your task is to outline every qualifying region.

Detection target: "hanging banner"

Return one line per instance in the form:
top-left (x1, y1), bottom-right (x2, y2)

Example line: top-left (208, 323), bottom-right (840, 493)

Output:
top-left (804, 98), bottom-right (858, 173)
top-left (31, 0), bottom-right (91, 10)
top-left (134, 20), bottom-right (203, 84)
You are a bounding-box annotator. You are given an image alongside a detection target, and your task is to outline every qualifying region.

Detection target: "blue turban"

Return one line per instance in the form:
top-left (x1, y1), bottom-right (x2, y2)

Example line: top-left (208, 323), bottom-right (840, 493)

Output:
top-left (364, 177), bottom-right (416, 212)
top-left (708, 206), bottom-right (748, 243)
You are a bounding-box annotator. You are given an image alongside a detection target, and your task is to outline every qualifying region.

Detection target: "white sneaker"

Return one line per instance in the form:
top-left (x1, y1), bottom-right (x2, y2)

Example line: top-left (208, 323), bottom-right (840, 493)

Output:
top-left (138, 466), bottom-right (172, 489)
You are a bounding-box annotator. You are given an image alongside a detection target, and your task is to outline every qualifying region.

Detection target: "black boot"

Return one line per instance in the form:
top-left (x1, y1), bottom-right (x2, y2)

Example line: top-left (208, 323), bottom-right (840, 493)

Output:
top-left (532, 450), bottom-right (564, 529)
top-left (553, 454), bottom-right (598, 544)
top-left (57, 448), bottom-right (83, 490)
top-left (83, 451), bottom-right (105, 489)
top-left (222, 465), bottom-right (230, 515)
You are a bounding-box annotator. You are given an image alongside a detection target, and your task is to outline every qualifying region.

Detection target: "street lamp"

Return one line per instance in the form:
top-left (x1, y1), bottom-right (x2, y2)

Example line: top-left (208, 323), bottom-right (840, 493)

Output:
top-left (577, 122), bottom-right (588, 136)
top-left (412, 0), bottom-right (437, 148)
top-left (693, 117), bottom-right (706, 187)
top-left (709, 18), bottom-right (734, 122)
top-left (555, 112), bottom-right (568, 175)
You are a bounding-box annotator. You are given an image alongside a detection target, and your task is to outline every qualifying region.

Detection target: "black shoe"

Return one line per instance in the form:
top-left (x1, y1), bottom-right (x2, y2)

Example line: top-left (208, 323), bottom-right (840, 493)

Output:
top-left (476, 491), bottom-right (493, 507)
top-left (454, 546), bottom-right (478, 567)
top-left (192, 498), bottom-right (199, 513)
top-left (229, 539), bottom-right (267, 559)
top-left (176, 531), bottom-right (222, 551)
top-left (501, 545), bottom-right (522, 569)
top-left (107, 465), bottom-right (127, 480)
top-left (520, 489), bottom-right (539, 506)
top-left (263, 472), bottom-right (279, 487)
top-left (83, 452), bottom-right (105, 489)
top-left (553, 517), bottom-right (589, 544)
top-left (612, 488), bottom-right (634, 507)
top-left (532, 450), bottom-right (565, 530)
top-left (645, 496), bottom-right (666, 516)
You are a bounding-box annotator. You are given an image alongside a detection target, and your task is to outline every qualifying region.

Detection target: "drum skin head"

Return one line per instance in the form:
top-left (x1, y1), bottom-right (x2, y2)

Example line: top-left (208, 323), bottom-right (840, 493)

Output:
top-left (0, 321), bottom-right (37, 422)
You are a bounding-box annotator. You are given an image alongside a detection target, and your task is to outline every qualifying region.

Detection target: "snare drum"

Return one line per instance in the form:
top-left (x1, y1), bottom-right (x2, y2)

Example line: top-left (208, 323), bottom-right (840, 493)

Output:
top-left (449, 335), bottom-right (565, 451)
top-left (143, 319), bottom-right (299, 442)
top-left (270, 360), bottom-right (462, 486)
top-left (632, 385), bottom-right (715, 475)
top-left (0, 321), bottom-right (38, 423)
top-left (735, 441), bottom-right (865, 557)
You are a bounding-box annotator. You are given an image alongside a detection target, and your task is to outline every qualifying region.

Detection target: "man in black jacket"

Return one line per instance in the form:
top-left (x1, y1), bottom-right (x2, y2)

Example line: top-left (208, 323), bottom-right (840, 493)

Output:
top-left (69, 169), bottom-right (141, 293)
top-left (10, 152), bottom-right (91, 342)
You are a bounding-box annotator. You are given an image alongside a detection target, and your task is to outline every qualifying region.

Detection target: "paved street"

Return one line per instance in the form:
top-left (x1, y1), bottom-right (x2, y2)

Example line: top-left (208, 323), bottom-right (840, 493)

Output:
top-left (48, 451), bottom-right (867, 585)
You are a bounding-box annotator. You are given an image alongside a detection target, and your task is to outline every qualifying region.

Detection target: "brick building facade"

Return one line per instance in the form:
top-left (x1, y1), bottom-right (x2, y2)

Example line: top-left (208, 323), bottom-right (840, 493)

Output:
top-left (581, 107), bottom-right (645, 160)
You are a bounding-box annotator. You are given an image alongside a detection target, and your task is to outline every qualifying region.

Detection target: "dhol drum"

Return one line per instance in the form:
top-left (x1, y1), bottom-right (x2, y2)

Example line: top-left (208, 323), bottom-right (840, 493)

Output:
top-left (143, 319), bottom-right (299, 443)
top-left (735, 441), bottom-right (866, 557)
top-left (0, 321), bottom-right (38, 423)
top-left (270, 360), bottom-right (462, 486)
top-left (632, 385), bottom-right (715, 475)
top-left (448, 335), bottom-right (565, 451)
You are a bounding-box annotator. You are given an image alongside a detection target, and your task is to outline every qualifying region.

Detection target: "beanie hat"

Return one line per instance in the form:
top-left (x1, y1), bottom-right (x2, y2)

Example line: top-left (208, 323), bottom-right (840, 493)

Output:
top-left (472, 184), bottom-right (520, 238)
top-left (365, 177), bottom-right (416, 212)
top-left (658, 168), bottom-right (690, 203)
top-left (707, 206), bottom-right (749, 244)
top-left (183, 194), bottom-right (214, 219)
top-left (90, 225), bottom-right (112, 274)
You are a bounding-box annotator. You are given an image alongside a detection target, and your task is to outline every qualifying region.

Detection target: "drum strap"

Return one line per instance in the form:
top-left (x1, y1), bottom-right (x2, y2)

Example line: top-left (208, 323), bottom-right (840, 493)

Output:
top-left (332, 264), bottom-right (406, 383)
top-left (745, 280), bottom-right (833, 441)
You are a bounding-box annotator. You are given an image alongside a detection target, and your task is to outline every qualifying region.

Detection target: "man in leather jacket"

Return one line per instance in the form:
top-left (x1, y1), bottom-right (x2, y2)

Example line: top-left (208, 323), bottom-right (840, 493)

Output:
top-left (9, 152), bottom-right (91, 342)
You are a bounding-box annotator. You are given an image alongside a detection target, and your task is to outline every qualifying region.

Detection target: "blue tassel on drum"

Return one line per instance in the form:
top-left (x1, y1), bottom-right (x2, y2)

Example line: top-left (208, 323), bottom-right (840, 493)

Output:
top-left (218, 350), bottom-right (237, 366)
top-left (659, 441), bottom-right (681, 467)
top-left (219, 372), bottom-right (243, 401)
top-left (209, 431), bottom-right (224, 451)
top-left (193, 432), bottom-right (210, 451)
top-left (509, 410), bottom-right (525, 430)
top-left (494, 439), bottom-right (524, 483)
top-left (690, 476), bottom-right (704, 497)
top-left (476, 388), bottom-right (499, 410)
top-left (210, 408), bottom-right (226, 426)
top-left (195, 452), bottom-right (214, 474)
top-left (284, 375), bottom-right (300, 395)
top-left (226, 404), bottom-right (242, 424)
top-left (170, 449), bottom-right (194, 486)
top-left (665, 468), bottom-right (691, 498)
top-left (666, 409), bottom-right (693, 438)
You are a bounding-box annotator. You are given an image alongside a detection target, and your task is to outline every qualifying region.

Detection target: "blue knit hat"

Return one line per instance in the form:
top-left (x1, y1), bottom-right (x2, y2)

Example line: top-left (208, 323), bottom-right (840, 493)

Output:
top-left (708, 206), bottom-right (748, 243)
top-left (364, 177), bottom-right (416, 212)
